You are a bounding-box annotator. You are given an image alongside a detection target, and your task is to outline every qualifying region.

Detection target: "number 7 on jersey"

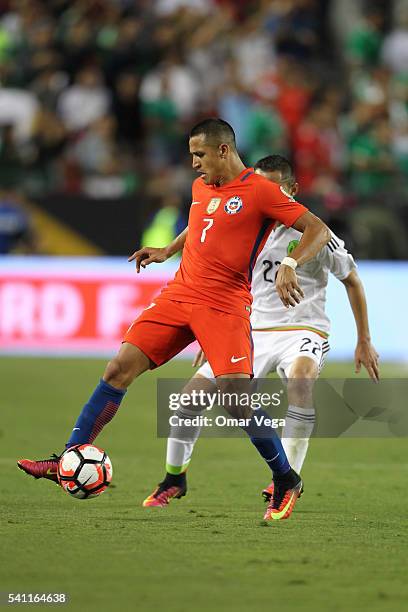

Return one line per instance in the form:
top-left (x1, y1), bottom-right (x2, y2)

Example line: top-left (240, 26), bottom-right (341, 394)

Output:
top-left (200, 218), bottom-right (214, 243)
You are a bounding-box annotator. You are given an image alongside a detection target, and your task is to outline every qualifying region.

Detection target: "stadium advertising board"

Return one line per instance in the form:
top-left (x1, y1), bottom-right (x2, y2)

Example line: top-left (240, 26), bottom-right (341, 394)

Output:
top-left (0, 257), bottom-right (178, 355)
top-left (0, 257), bottom-right (406, 361)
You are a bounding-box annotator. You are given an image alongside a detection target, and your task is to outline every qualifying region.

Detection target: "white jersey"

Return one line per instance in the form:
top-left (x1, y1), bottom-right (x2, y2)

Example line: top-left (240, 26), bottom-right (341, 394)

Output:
top-left (250, 225), bottom-right (356, 336)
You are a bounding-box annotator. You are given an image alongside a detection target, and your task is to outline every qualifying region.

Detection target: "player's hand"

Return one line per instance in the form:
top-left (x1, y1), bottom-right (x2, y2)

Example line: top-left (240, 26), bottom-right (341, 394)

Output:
top-left (355, 340), bottom-right (380, 382)
top-left (128, 246), bottom-right (169, 273)
top-left (275, 265), bottom-right (304, 308)
top-left (192, 349), bottom-right (207, 368)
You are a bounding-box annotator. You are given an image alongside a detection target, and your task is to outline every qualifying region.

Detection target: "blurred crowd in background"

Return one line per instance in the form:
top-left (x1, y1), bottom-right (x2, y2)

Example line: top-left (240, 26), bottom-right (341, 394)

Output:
top-left (1, 0), bottom-right (408, 258)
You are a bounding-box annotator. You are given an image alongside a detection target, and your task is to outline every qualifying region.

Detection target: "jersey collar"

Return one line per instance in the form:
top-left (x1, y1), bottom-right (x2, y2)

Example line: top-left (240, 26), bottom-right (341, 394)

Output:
top-left (210, 168), bottom-right (254, 190)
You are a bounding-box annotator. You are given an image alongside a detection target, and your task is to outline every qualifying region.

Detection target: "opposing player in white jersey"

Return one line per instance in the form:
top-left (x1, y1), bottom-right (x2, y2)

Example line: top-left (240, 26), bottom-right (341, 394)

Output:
top-left (143, 155), bottom-right (379, 510)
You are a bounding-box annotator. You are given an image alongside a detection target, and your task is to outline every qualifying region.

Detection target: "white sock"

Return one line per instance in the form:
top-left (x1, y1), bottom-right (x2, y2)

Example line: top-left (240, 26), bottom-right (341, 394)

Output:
top-left (281, 405), bottom-right (315, 474)
top-left (165, 407), bottom-right (202, 475)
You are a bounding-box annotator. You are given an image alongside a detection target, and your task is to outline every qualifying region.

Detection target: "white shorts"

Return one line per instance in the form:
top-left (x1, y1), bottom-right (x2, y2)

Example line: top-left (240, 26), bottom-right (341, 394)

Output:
top-left (197, 329), bottom-right (330, 381)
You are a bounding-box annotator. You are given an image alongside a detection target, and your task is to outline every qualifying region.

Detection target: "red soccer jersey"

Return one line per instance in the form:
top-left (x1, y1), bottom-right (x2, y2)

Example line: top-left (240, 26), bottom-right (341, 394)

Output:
top-left (159, 168), bottom-right (307, 317)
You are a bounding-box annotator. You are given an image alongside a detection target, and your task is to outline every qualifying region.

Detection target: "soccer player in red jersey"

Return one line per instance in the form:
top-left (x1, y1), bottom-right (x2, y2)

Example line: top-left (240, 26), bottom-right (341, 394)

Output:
top-left (18, 119), bottom-right (330, 520)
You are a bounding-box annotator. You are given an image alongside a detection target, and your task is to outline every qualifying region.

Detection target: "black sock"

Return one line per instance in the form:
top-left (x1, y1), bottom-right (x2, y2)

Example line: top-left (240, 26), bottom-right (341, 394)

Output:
top-left (162, 472), bottom-right (186, 487)
top-left (273, 467), bottom-right (300, 486)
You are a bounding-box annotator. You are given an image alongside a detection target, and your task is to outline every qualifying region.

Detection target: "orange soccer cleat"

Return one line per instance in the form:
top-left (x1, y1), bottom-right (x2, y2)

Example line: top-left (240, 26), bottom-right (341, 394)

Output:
top-left (17, 454), bottom-right (60, 484)
top-left (262, 481), bottom-right (274, 502)
top-left (263, 471), bottom-right (303, 521)
top-left (143, 480), bottom-right (187, 508)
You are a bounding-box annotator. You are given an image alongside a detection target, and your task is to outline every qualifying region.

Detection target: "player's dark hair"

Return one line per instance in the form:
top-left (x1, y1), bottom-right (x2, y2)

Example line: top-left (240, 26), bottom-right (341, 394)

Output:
top-left (254, 155), bottom-right (295, 185)
top-left (189, 118), bottom-right (236, 148)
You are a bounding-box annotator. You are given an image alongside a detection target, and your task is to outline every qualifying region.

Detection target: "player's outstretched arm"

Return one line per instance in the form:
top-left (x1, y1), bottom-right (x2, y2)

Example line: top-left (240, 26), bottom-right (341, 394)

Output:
top-left (341, 269), bottom-right (380, 382)
top-left (128, 228), bottom-right (188, 273)
top-left (276, 212), bottom-right (330, 308)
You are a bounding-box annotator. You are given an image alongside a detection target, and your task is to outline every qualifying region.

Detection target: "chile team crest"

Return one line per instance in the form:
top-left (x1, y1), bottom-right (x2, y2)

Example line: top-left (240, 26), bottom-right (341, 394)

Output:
top-left (224, 195), bottom-right (243, 215)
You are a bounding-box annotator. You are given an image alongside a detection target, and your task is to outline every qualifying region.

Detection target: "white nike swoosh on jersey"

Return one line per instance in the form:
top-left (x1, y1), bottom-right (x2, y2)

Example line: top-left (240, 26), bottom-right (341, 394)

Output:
top-left (73, 428), bottom-right (80, 431)
top-left (230, 356), bottom-right (247, 363)
top-left (191, 201), bottom-right (201, 205)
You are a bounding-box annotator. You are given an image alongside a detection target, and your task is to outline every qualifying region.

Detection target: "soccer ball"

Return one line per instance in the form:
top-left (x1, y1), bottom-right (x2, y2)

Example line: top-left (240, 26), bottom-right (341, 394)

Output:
top-left (58, 444), bottom-right (113, 499)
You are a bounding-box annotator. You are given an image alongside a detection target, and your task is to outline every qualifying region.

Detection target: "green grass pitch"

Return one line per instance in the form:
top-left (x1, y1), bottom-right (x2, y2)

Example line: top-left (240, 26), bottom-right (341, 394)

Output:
top-left (1, 357), bottom-right (407, 611)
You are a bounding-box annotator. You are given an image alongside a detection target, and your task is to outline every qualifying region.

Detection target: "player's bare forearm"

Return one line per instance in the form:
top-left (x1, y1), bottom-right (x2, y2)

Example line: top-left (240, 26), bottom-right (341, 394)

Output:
top-left (290, 212), bottom-right (331, 265)
top-left (341, 270), bottom-right (380, 381)
top-left (275, 212), bottom-right (330, 308)
top-left (342, 270), bottom-right (371, 341)
top-left (128, 228), bottom-right (188, 273)
top-left (166, 227), bottom-right (188, 257)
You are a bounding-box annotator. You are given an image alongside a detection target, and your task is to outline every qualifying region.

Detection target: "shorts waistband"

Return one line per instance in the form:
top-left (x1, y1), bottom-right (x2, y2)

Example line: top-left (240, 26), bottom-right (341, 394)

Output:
top-left (252, 325), bottom-right (329, 339)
